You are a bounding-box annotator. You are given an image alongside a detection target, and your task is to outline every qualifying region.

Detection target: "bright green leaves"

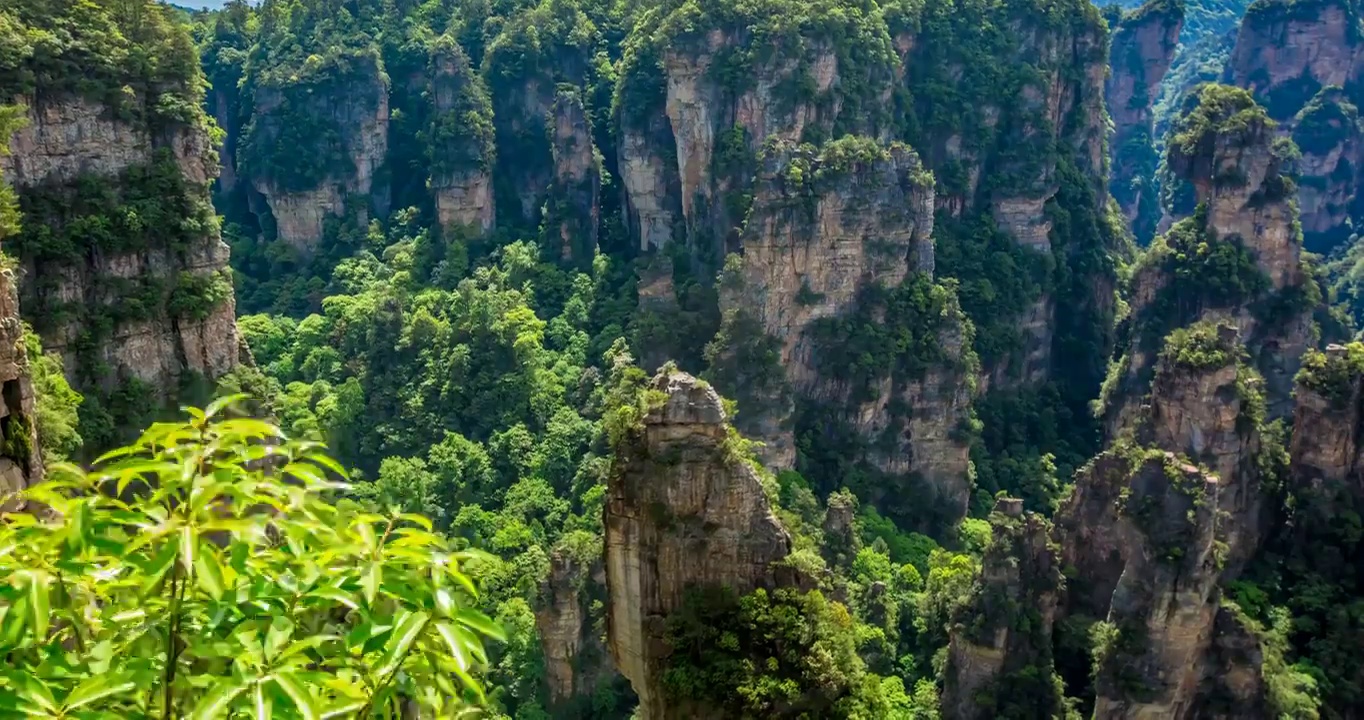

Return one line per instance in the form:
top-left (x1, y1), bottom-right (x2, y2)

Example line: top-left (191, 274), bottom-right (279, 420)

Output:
top-left (0, 405), bottom-right (501, 717)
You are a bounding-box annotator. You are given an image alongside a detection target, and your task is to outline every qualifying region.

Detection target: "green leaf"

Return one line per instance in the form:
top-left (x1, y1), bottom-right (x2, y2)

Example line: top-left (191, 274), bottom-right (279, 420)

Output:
top-left (273, 672), bottom-right (319, 720)
top-left (378, 611), bottom-right (430, 678)
top-left (194, 542), bottom-right (228, 600)
top-left (306, 585), bottom-right (357, 610)
top-left (15, 675), bottom-right (58, 714)
top-left (25, 571), bottom-right (49, 642)
top-left (265, 616), bottom-right (294, 661)
top-left (62, 673), bottom-right (137, 710)
top-left (434, 621), bottom-right (472, 671)
top-left (453, 607), bottom-right (505, 642)
top-left (140, 534), bottom-right (180, 597)
top-left (1, 596), bottom-right (27, 646)
top-left (189, 676), bottom-right (249, 720)
top-left (361, 562), bottom-right (380, 607)
top-left (204, 393), bottom-right (248, 419)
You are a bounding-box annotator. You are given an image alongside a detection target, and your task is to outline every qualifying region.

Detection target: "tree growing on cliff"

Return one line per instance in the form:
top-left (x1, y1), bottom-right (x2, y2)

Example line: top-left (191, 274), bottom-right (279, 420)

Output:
top-left (0, 399), bottom-right (504, 717)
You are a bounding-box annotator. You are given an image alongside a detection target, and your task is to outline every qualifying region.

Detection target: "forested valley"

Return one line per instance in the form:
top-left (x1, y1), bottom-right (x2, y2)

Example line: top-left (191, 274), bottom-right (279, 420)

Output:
top-left (3, 0), bottom-right (1364, 716)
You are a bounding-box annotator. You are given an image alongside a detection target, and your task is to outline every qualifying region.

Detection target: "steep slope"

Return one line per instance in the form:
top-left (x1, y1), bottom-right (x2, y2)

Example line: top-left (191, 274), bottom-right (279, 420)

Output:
top-left (1223, 0), bottom-right (1364, 252)
top-left (604, 368), bottom-right (794, 719)
top-left (1108, 0), bottom-right (1185, 245)
top-left (1, 0), bottom-right (241, 448)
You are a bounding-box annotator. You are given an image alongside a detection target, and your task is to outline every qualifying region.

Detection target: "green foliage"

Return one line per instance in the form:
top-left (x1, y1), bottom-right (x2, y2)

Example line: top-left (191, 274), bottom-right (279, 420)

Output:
top-left (0, 403), bottom-right (504, 717)
top-left (1158, 320), bottom-right (1237, 371)
top-left (1136, 204), bottom-right (1270, 346)
top-left (662, 586), bottom-right (889, 718)
top-left (1167, 84), bottom-right (1276, 172)
top-left (0, 0), bottom-right (206, 127)
top-left (22, 326), bottom-right (83, 461)
top-left (1296, 343), bottom-right (1364, 409)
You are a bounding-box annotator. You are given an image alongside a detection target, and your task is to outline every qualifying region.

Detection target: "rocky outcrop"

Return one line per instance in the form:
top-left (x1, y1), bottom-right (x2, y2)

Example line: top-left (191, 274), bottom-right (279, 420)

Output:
top-left (546, 91), bottom-right (600, 267)
top-left (605, 369), bottom-right (793, 720)
top-left (0, 267), bottom-right (40, 502)
top-left (616, 4), bottom-right (900, 255)
top-left (428, 39), bottom-right (495, 235)
top-left (243, 56), bottom-right (389, 251)
top-left (2, 96), bottom-right (240, 396)
top-left (941, 498), bottom-right (1064, 720)
top-left (535, 548), bottom-right (617, 707)
top-left (1225, 0), bottom-right (1361, 118)
top-left (482, 2), bottom-right (598, 230)
top-left (1291, 89), bottom-right (1362, 251)
top-left (1107, 0), bottom-right (1184, 244)
top-left (709, 139), bottom-right (975, 531)
top-left (1088, 452), bottom-right (1223, 719)
top-left (1223, 0), bottom-right (1364, 252)
top-left (1109, 86), bottom-right (1313, 431)
top-left (1057, 326), bottom-right (1274, 717)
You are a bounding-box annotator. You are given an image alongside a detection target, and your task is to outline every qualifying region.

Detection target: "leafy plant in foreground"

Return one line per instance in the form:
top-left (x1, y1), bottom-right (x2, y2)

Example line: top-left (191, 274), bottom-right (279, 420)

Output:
top-left (0, 397), bottom-right (504, 718)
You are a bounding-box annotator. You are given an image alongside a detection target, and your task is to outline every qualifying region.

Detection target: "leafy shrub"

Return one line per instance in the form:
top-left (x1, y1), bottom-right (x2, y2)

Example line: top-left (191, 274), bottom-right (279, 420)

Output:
top-left (0, 401), bottom-right (504, 717)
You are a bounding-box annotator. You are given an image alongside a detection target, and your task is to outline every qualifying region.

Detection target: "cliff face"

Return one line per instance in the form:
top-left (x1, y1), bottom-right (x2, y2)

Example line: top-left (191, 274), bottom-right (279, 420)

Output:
top-left (546, 91), bottom-right (601, 268)
top-left (902, 0), bottom-right (1114, 387)
top-left (1108, 0), bottom-right (1185, 245)
top-left (1043, 86), bottom-right (1326, 719)
top-left (708, 139), bottom-right (976, 531)
top-left (604, 369), bottom-right (793, 719)
top-left (243, 57), bottom-right (390, 251)
top-left (2, 96), bottom-right (240, 400)
top-left (941, 498), bottom-right (1064, 720)
top-left (428, 40), bottom-right (495, 235)
top-left (616, 5), bottom-right (899, 256)
top-left (0, 267), bottom-right (40, 501)
top-left (483, 1), bottom-right (600, 232)
top-left (1223, 0), bottom-right (1364, 252)
top-left (1111, 85), bottom-right (1313, 432)
top-left (535, 548), bottom-right (618, 707)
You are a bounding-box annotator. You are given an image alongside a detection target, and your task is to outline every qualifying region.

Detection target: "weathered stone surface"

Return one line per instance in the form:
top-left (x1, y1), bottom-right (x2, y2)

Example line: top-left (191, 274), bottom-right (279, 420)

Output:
top-left (0, 268), bottom-right (41, 504)
top-left (619, 120), bottom-right (681, 252)
top-left (248, 60), bottom-right (389, 251)
top-left (536, 549), bottom-right (616, 706)
top-left (942, 498), bottom-right (1063, 720)
top-left (712, 140), bottom-right (974, 528)
top-left (548, 92), bottom-right (600, 265)
top-left (1, 96), bottom-right (240, 395)
top-left (1107, 0), bottom-right (1184, 243)
top-left (1224, 0), bottom-right (1364, 252)
top-left (1225, 0), bottom-right (1361, 112)
top-left (604, 369), bottom-right (792, 720)
top-left (429, 44), bottom-right (494, 234)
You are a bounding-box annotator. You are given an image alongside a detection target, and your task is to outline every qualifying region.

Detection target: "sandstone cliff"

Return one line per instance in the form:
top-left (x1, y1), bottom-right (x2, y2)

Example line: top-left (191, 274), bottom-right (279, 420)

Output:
top-left (428, 38), bottom-right (496, 236)
top-left (535, 547), bottom-right (619, 708)
top-left (895, 0), bottom-right (1114, 388)
top-left (616, 3), bottom-right (900, 256)
top-left (941, 498), bottom-right (1064, 720)
top-left (1108, 0), bottom-right (1185, 245)
top-left (240, 55), bottom-right (389, 251)
top-left (1224, 0), bottom-right (1364, 252)
top-left (707, 138), bottom-right (975, 532)
top-left (483, 0), bottom-right (600, 232)
top-left (1066, 320), bottom-right (1269, 717)
top-left (1, 95), bottom-right (240, 405)
top-left (545, 91), bottom-right (601, 267)
top-left (1109, 85), bottom-right (1313, 431)
top-left (604, 369), bottom-right (793, 719)
top-left (0, 266), bottom-right (40, 501)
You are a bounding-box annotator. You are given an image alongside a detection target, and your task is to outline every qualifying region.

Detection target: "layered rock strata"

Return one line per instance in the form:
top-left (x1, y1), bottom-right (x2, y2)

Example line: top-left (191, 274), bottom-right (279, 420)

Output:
top-left (604, 369), bottom-right (793, 720)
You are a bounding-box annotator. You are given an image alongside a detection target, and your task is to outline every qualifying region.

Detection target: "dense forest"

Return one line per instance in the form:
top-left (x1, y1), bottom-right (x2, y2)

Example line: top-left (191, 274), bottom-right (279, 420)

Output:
top-left (3, 0), bottom-right (1364, 717)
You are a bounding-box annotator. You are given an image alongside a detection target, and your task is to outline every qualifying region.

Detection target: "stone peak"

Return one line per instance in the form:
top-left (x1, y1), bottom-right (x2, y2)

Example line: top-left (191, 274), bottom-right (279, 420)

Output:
top-left (646, 368), bottom-right (727, 427)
